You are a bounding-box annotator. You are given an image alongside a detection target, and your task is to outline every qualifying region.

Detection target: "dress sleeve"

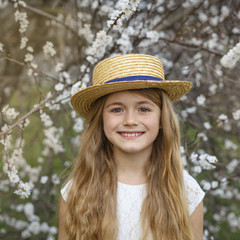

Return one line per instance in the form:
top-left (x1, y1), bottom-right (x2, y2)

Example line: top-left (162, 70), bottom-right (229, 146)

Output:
top-left (183, 170), bottom-right (205, 215)
top-left (61, 180), bottom-right (72, 202)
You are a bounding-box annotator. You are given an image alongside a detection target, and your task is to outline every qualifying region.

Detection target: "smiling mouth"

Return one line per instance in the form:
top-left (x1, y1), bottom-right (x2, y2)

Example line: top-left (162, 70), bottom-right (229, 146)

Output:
top-left (118, 132), bottom-right (144, 137)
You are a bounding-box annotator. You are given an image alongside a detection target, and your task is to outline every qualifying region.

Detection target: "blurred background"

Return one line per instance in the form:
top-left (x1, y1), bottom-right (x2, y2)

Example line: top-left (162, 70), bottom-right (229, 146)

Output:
top-left (0, 0), bottom-right (240, 239)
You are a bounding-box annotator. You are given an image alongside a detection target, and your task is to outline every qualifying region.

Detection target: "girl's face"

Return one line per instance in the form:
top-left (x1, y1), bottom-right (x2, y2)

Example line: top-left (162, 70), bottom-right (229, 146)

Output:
top-left (102, 90), bottom-right (161, 157)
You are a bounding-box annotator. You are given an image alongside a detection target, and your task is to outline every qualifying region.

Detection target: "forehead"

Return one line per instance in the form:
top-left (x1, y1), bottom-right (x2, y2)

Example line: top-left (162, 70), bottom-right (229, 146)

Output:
top-left (104, 90), bottom-right (159, 107)
top-left (105, 90), bottom-right (148, 101)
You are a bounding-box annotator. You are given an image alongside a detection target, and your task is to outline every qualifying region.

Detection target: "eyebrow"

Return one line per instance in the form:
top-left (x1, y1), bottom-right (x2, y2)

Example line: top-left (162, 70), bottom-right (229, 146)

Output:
top-left (105, 100), bottom-right (156, 109)
top-left (105, 102), bottom-right (125, 109)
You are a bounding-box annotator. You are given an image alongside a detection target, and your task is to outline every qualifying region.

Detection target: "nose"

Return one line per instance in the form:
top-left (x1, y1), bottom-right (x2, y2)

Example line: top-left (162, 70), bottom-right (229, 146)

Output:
top-left (123, 110), bottom-right (138, 126)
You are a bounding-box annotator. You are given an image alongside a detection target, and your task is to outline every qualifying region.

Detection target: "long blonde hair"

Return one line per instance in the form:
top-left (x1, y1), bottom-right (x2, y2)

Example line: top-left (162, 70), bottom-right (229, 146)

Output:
top-left (64, 89), bottom-right (193, 240)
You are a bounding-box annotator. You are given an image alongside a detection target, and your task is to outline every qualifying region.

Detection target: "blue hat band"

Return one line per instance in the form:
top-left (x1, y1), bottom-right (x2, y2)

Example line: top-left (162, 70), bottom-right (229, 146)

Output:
top-left (105, 75), bottom-right (163, 84)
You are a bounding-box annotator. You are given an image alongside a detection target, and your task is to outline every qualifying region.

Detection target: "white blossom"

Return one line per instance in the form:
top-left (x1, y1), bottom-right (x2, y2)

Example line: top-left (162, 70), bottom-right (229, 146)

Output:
top-left (197, 94), bottom-right (206, 106)
top-left (40, 176), bottom-right (48, 184)
top-left (80, 64), bottom-right (87, 72)
top-left (86, 30), bottom-right (113, 61)
top-left (14, 9), bottom-right (29, 33)
top-left (225, 139), bottom-right (238, 150)
top-left (49, 226), bottom-right (57, 234)
top-left (193, 165), bottom-right (202, 174)
top-left (146, 30), bottom-right (159, 43)
top-left (27, 46), bottom-right (34, 52)
top-left (217, 114), bottom-right (228, 126)
top-left (9, 171), bottom-right (20, 183)
top-left (0, 42), bottom-right (4, 51)
top-left (2, 105), bottom-right (19, 120)
top-left (24, 202), bottom-right (34, 217)
top-left (14, 0), bottom-right (27, 8)
top-left (71, 81), bottom-right (84, 96)
top-left (182, 66), bottom-right (190, 75)
top-left (43, 41), bottom-right (56, 57)
top-left (43, 126), bottom-right (64, 153)
top-left (198, 12), bottom-right (208, 23)
top-left (198, 132), bottom-right (208, 141)
top-left (24, 53), bottom-right (34, 62)
top-left (209, 16), bottom-right (218, 26)
top-left (21, 229), bottom-right (31, 238)
top-left (186, 106), bottom-right (197, 114)
top-left (40, 222), bottom-right (50, 233)
top-left (31, 63), bottom-right (38, 69)
top-left (82, 74), bottom-right (90, 84)
top-left (232, 109), bottom-right (240, 120)
top-left (55, 62), bottom-right (64, 72)
top-left (0, 0), bottom-right (8, 8)
top-left (73, 117), bottom-right (84, 133)
top-left (27, 68), bottom-right (33, 76)
top-left (203, 122), bottom-right (211, 130)
top-left (14, 181), bottom-right (32, 198)
top-left (59, 71), bottom-right (72, 84)
top-left (201, 180), bottom-right (211, 191)
top-left (51, 174), bottom-right (60, 185)
top-left (227, 159), bottom-right (238, 174)
top-left (220, 42), bottom-right (240, 69)
top-left (29, 221), bottom-right (41, 235)
top-left (40, 111), bottom-right (53, 127)
top-left (220, 5), bottom-right (230, 22)
top-left (78, 23), bottom-right (94, 43)
top-left (0, 128), bottom-right (12, 151)
top-left (55, 83), bottom-right (64, 91)
top-left (20, 36), bottom-right (28, 49)
top-left (208, 84), bottom-right (218, 96)
top-left (227, 212), bottom-right (240, 229)
top-left (116, 32), bottom-right (133, 53)
top-left (218, 114), bottom-right (228, 121)
top-left (55, 88), bottom-right (71, 104)
top-left (194, 153), bottom-right (218, 169)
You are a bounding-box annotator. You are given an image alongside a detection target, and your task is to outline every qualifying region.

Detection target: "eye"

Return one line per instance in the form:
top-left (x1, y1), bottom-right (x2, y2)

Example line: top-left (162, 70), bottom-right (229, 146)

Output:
top-left (111, 107), bottom-right (123, 113)
top-left (139, 107), bottom-right (150, 112)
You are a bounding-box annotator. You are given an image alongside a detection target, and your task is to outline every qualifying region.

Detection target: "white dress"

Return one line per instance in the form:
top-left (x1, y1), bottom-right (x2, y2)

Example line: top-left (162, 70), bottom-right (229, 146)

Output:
top-left (61, 170), bottom-right (205, 240)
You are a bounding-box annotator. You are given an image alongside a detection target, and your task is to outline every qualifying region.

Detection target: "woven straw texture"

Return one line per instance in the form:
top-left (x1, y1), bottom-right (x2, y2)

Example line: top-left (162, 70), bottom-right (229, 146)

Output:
top-left (71, 54), bottom-right (192, 118)
top-left (93, 54), bottom-right (165, 85)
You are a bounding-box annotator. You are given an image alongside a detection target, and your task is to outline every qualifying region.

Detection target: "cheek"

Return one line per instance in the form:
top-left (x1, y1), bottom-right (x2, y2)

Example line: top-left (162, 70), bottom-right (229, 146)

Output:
top-left (145, 114), bottom-right (161, 130)
top-left (102, 114), bottom-right (115, 138)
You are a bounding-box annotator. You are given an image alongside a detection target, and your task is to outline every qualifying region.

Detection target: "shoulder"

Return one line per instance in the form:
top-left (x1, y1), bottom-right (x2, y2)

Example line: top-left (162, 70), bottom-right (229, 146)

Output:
top-left (61, 180), bottom-right (72, 202)
top-left (183, 170), bottom-right (205, 215)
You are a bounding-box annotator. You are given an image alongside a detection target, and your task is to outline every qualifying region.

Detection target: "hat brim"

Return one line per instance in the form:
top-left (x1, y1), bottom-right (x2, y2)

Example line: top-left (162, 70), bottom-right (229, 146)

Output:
top-left (71, 80), bottom-right (192, 119)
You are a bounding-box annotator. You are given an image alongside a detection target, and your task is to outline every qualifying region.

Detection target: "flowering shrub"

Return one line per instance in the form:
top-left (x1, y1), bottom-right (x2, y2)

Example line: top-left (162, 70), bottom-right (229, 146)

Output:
top-left (0, 0), bottom-right (240, 239)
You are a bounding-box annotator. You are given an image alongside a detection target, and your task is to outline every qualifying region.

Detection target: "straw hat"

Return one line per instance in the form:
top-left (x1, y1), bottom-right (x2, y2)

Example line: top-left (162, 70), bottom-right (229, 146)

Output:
top-left (71, 54), bottom-right (192, 118)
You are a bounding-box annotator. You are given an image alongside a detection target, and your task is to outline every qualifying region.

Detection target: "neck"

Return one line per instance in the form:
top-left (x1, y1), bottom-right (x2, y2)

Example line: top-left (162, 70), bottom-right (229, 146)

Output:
top-left (114, 149), bottom-right (151, 185)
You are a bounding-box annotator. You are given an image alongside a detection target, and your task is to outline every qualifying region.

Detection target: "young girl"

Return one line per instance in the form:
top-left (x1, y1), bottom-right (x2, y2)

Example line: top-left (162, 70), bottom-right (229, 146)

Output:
top-left (58, 54), bottom-right (205, 240)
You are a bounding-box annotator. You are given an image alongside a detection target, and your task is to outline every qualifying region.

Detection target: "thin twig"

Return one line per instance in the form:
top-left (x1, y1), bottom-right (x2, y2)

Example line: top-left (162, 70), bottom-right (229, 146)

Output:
top-left (2, 56), bottom-right (25, 66)
top-left (0, 94), bottom-right (55, 137)
top-left (106, 12), bottom-right (125, 35)
top-left (23, 4), bottom-right (78, 36)
top-left (159, 37), bottom-right (223, 56)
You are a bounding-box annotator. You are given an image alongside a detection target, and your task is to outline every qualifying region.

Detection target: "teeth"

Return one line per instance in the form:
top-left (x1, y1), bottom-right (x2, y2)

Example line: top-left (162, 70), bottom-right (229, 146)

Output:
top-left (121, 133), bottom-right (141, 137)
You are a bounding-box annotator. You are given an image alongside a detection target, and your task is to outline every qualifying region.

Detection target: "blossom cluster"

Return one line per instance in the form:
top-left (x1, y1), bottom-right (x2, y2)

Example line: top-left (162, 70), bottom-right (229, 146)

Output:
top-left (1, 104), bottom-right (19, 121)
top-left (3, 148), bottom-right (33, 198)
top-left (0, 202), bottom-right (57, 239)
top-left (190, 152), bottom-right (218, 173)
top-left (43, 127), bottom-right (64, 154)
top-left (86, 30), bottom-right (113, 64)
top-left (43, 41), bottom-right (56, 57)
top-left (107, 0), bottom-right (141, 30)
top-left (220, 42), bottom-right (240, 69)
top-left (14, 9), bottom-right (29, 33)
